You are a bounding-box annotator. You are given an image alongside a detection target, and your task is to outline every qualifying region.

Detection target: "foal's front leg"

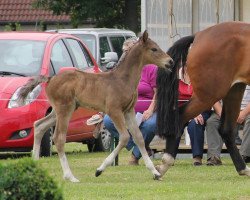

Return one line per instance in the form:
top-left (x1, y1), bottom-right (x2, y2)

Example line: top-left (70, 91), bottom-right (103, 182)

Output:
top-left (96, 112), bottom-right (130, 176)
top-left (125, 111), bottom-right (161, 180)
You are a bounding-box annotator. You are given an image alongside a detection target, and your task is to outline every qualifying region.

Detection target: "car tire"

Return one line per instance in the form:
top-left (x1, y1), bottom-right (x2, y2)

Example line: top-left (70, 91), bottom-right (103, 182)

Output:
top-left (93, 125), bottom-right (111, 152)
top-left (87, 141), bottom-right (95, 152)
top-left (40, 127), bottom-right (54, 157)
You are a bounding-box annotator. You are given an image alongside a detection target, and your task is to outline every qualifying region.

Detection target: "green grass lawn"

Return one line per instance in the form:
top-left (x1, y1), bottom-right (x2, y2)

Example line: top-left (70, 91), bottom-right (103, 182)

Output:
top-left (1, 143), bottom-right (250, 200)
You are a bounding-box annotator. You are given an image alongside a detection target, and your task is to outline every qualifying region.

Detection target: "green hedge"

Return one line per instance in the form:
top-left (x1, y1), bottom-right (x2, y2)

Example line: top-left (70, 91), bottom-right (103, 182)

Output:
top-left (0, 158), bottom-right (63, 200)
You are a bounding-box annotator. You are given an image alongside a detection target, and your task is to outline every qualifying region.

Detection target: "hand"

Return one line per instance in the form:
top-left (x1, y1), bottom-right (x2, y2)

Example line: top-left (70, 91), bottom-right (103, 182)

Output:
top-left (237, 110), bottom-right (247, 124)
top-left (194, 114), bottom-right (204, 125)
top-left (142, 109), bottom-right (153, 121)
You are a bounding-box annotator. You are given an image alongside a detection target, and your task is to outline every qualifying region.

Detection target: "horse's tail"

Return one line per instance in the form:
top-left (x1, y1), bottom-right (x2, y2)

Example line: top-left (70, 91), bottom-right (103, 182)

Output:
top-left (156, 35), bottom-right (195, 138)
top-left (18, 75), bottom-right (50, 103)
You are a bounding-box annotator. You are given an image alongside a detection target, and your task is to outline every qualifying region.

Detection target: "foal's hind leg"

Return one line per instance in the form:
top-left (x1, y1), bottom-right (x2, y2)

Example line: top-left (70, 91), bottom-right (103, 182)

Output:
top-left (96, 111), bottom-right (131, 176)
top-left (53, 105), bottom-right (79, 182)
top-left (220, 83), bottom-right (250, 176)
top-left (125, 111), bottom-right (161, 180)
top-left (33, 110), bottom-right (56, 160)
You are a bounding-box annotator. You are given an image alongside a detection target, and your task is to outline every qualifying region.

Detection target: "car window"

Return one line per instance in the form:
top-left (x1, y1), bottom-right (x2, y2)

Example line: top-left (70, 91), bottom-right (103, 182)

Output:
top-left (66, 38), bottom-right (93, 70)
top-left (73, 34), bottom-right (96, 60)
top-left (109, 36), bottom-right (125, 58)
top-left (0, 40), bottom-right (45, 76)
top-left (99, 37), bottom-right (111, 59)
top-left (126, 35), bottom-right (134, 39)
top-left (51, 40), bottom-right (73, 73)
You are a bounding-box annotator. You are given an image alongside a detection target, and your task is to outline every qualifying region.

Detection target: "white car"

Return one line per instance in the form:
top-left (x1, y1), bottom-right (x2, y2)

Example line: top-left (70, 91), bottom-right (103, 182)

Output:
top-left (48, 28), bottom-right (136, 71)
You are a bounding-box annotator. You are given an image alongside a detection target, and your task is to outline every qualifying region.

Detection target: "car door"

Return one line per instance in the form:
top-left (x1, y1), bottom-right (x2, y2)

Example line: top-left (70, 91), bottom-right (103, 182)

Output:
top-left (64, 38), bottom-right (98, 137)
top-left (50, 38), bottom-right (97, 139)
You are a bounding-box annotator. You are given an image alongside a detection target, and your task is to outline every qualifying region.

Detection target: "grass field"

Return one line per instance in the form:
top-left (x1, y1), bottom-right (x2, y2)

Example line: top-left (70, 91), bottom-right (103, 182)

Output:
top-left (1, 143), bottom-right (250, 200)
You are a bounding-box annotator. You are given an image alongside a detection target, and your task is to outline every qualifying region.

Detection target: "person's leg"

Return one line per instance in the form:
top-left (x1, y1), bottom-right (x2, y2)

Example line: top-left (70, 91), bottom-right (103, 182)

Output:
top-left (103, 115), bottom-right (120, 139)
top-left (206, 112), bottom-right (223, 165)
top-left (240, 115), bottom-right (250, 163)
top-left (187, 111), bottom-right (211, 165)
top-left (104, 115), bottom-right (134, 151)
top-left (131, 113), bottom-right (157, 160)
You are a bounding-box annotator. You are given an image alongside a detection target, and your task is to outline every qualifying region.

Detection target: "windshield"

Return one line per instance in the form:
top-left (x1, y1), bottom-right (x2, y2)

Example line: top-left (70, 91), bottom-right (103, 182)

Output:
top-left (0, 40), bottom-right (46, 76)
top-left (73, 34), bottom-right (96, 59)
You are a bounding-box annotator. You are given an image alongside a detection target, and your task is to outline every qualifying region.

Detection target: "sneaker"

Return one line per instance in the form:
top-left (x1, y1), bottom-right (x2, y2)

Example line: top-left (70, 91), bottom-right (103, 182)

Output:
top-left (207, 156), bottom-right (222, 166)
top-left (193, 156), bottom-right (202, 166)
top-left (242, 155), bottom-right (250, 163)
top-left (128, 154), bottom-right (139, 165)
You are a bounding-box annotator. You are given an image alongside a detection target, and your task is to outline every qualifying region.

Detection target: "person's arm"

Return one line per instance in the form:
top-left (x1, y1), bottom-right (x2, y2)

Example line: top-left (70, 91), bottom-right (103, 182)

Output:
top-left (193, 101), bottom-right (221, 125)
top-left (213, 101), bottom-right (222, 118)
top-left (237, 102), bottom-right (250, 124)
top-left (142, 88), bottom-right (156, 121)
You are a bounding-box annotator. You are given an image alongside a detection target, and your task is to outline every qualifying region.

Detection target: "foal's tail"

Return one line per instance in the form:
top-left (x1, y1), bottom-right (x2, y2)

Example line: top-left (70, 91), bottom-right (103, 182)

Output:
top-left (156, 35), bottom-right (195, 138)
top-left (18, 75), bottom-right (50, 103)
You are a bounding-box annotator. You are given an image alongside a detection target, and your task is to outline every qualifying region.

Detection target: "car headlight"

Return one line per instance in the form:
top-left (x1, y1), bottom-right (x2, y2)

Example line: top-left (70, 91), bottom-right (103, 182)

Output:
top-left (8, 85), bottom-right (42, 108)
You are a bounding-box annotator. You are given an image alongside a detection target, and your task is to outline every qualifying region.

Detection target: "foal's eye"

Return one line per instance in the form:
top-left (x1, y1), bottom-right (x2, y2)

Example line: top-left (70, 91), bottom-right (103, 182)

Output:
top-left (151, 48), bottom-right (157, 52)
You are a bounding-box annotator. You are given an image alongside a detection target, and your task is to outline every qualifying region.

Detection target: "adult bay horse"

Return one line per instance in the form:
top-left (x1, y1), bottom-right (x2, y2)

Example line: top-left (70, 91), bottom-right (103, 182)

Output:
top-left (18, 31), bottom-right (173, 182)
top-left (156, 21), bottom-right (250, 178)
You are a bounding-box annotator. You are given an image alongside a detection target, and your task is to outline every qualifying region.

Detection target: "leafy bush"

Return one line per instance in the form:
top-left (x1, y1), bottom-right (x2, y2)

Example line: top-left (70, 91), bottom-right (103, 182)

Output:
top-left (0, 158), bottom-right (63, 200)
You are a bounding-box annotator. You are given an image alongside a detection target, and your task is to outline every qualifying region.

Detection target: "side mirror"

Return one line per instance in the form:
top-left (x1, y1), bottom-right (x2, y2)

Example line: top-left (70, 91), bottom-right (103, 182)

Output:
top-left (101, 52), bottom-right (118, 64)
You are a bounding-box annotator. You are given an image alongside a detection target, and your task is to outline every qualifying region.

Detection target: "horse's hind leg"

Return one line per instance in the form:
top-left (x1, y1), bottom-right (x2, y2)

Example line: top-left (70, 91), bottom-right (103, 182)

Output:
top-left (53, 105), bottom-right (79, 182)
top-left (33, 110), bottom-right (56, 160)
top-left (220, 83), bottom-right (250, 176)
top-left (125, 111), bottom-right (161, 180)
top-left (96, 111), bottom-right (130, 176)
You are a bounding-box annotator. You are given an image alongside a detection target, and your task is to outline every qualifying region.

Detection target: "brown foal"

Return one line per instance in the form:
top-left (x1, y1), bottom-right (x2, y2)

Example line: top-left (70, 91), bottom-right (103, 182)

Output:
top-left (18, 31), bottom-right (173, 182)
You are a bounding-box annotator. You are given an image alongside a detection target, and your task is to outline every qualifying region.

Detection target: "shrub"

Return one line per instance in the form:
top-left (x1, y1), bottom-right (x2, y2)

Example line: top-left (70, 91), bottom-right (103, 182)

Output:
top-left (0, 158), bottom-right (63, 200)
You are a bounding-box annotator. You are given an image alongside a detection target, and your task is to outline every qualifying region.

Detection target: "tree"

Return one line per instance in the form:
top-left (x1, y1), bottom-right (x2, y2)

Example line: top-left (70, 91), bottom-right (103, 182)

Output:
top-left (33, 0), bottom-right (141, 34)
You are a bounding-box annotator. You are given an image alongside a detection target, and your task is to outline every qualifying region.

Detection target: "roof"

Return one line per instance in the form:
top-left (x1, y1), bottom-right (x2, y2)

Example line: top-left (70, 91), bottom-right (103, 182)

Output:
top-left (51, 28), bottom-right (136, 36)
top-left (0, 0), bottom-right (70, 23)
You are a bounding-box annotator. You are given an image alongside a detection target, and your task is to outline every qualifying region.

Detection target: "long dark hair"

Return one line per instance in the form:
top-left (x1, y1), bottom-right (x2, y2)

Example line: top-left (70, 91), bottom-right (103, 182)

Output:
top-left (156, 35), bottom-right (195, 138)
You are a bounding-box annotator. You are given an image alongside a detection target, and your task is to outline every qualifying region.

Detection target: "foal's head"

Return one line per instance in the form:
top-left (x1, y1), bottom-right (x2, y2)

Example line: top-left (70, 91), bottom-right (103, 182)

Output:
top-left (139, 31), bottom-right (173, 71)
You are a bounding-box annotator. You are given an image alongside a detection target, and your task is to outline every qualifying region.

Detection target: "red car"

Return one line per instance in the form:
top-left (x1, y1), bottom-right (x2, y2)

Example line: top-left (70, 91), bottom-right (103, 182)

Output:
top-left (0, 32), bottom-right (111, 156)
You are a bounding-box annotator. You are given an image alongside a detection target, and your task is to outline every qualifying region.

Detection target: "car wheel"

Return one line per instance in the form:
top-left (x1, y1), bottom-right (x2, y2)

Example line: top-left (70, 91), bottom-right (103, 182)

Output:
top-left (40, 127), bottom-right (54, 157)
top-left (94, 125), bottom-right (111, 152)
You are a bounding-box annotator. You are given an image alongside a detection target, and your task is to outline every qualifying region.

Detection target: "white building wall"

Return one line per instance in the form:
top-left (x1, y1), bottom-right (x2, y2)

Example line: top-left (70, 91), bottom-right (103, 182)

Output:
top-left (242, 0), bottom-right (250, 22)
top-left (142, 0), bottom-right (238, 50)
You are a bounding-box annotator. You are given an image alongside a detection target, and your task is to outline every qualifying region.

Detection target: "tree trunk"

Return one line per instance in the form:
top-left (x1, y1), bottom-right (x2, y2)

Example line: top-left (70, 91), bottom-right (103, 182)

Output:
top-left (124, 0), bottom-right (139, 34)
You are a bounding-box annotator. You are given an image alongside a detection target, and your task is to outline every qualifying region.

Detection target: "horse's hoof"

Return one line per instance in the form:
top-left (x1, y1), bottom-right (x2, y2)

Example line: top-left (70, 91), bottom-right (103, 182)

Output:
top-left (155, 165), bottom-right (163, 176)
top-left (239, 166), bottom-right (250, 176)
top-left (95, 170), bottom-right (103, 177)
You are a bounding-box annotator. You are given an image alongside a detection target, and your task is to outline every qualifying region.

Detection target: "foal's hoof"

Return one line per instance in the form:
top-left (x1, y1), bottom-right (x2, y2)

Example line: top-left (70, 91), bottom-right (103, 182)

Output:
top-left (153, 173), bottom-right (163, 181)
top-left (95, 170), bottom-right (103, 177)
top-left (64, 175), bottom-right (80, 183)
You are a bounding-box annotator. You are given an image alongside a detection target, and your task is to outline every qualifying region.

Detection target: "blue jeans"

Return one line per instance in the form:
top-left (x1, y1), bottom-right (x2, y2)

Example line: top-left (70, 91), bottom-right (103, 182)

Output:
top-left (187, 111), bottom-right (212, 158)
top-left (173, 111), bottom-right (212, 158)
top-left (103, 113), bottom-right (157, 160)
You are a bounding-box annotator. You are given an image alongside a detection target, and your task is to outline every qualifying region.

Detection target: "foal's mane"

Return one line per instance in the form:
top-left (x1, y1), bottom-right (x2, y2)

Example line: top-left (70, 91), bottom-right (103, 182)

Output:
top-left (156, 35), bottom-right (195, 138)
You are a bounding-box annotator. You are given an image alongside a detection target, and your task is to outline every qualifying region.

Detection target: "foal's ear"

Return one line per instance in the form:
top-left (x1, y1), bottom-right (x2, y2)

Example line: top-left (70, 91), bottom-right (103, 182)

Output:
top-left (140, 30), bottom-right (148, 43)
